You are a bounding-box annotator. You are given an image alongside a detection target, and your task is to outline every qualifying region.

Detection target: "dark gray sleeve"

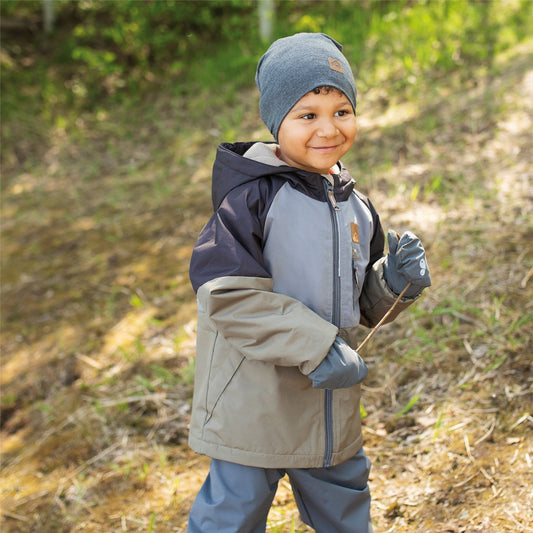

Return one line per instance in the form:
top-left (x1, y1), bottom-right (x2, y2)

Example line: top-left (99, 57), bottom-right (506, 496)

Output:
top-left (359, 257), bottom-right (417, 328)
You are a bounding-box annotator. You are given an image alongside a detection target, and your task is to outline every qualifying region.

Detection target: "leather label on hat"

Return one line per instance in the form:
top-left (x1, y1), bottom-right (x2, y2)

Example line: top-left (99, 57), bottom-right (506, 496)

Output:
top-left (328, 57), bottom-right (344, 73)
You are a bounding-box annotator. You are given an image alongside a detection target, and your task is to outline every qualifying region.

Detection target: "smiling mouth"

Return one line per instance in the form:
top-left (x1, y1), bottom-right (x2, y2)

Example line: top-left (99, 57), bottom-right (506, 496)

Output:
top-left (311, 145), bottom-right (339, 153)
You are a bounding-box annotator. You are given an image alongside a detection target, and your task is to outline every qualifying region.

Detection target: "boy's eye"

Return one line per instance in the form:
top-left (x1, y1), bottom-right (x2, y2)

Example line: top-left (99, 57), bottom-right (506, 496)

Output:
top-left (298, 109), bottom-right (352, 120)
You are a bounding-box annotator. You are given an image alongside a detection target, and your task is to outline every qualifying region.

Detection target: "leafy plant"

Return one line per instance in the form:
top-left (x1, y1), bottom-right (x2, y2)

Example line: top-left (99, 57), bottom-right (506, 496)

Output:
top-left (395, 394), bottom-right (420, 418)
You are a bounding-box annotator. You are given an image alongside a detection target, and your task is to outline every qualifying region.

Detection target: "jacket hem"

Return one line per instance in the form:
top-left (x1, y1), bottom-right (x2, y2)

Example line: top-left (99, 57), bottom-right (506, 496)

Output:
top-left (188, 434), bottom-right (364, 469)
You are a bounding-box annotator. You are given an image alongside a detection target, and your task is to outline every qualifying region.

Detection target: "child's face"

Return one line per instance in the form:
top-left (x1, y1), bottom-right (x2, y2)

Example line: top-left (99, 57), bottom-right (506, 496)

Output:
top-left (277, 89), bottom-right (357, 175)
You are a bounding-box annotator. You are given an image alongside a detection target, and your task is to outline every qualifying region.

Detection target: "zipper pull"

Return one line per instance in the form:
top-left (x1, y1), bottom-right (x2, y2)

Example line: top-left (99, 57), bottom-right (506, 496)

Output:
top-left (327, 185), bottom-right (341, 211)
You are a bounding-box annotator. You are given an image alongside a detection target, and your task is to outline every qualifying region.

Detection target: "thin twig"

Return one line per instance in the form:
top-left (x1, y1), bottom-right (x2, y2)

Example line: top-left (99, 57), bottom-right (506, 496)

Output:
top-left (480, 466), bottom-right (495, 485)
top-left (454, 471), bottom-right (478, 488)
top-left (504, 509), bottom-right (533, 532)
top-left (357, 282), bottom-right (412, 353)
top-left (59, 441), bottom-right (123, 483)
top-left (509, 412), bottom-right (532, 430)
top-left (473, 417), bottom-right (496, 446)
top-left (464, 433), bottom-right (474, 462)
top-left (98, 393), bottom-right (166, 407)
top-left (520, 265), bottom-right (533, 288)
top-left (1, 511), bottom-right (30, 522)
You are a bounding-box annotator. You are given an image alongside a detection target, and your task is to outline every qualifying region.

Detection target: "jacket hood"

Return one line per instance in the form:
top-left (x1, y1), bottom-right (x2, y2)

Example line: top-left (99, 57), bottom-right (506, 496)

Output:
top-left (211, 142), bottom-right (355, 210)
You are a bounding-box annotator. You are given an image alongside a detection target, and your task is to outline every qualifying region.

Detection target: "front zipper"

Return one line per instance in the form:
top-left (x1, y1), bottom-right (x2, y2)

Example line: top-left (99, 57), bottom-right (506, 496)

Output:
top-left (323, 178), bottom-right (341, 468)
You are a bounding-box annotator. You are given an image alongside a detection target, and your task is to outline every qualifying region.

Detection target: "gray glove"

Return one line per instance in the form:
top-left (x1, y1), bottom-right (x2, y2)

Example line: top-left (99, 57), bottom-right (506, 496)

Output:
top-left (308, 336), bottom-right (368, 389)
top-left (383, 230), bottom-right (431, 298)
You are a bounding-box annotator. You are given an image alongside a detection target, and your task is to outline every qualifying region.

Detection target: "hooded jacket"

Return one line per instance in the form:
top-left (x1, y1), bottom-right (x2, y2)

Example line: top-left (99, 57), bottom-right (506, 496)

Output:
top-left (188, 142), bottom-right (414, 468)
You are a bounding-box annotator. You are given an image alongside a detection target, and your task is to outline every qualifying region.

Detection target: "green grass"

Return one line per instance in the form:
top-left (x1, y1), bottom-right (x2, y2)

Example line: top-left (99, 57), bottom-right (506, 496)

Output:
top-left (3, 1), bottom-right (531, 139)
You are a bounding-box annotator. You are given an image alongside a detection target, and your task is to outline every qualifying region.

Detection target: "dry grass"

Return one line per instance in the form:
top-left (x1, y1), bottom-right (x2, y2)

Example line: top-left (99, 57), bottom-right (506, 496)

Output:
top-left (1, 40), bottom-right (532, 532)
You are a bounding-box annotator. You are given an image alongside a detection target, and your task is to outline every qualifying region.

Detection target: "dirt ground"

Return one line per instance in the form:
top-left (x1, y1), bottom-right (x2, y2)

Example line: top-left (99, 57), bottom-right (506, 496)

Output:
top-left (1, 40), bottom-right (532, 532)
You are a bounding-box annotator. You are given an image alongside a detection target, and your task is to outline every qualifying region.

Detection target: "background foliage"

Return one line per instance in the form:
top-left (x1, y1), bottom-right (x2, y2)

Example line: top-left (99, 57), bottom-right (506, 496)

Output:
top-left (2, 0), bottom-right (532, 110)
top-left (3, 0), bottom-right (532, 180)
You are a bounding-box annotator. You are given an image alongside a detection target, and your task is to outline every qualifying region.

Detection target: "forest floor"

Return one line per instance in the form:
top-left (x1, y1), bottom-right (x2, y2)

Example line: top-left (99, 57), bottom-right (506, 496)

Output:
top-left (1, 40), bottom-right (532, 532)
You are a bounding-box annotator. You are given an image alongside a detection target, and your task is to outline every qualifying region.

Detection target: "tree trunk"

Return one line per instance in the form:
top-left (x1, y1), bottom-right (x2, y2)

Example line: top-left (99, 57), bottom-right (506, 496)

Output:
top-left (43, 0), bottom-right (55, 35)
top-left (258, 0), bottom-right (275, 42)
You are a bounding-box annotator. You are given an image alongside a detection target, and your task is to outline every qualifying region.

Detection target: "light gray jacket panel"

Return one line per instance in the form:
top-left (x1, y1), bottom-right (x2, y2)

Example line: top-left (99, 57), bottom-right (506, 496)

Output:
top-left (263, 181), bottom-right (374, 329)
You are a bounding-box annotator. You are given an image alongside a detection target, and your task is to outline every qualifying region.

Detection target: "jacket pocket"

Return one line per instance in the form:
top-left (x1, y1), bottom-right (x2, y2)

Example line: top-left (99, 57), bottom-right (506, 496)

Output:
top-left (203, 333), bottom-right (244, 426)
top-left (352, 239), bottom-right (363, 310)
top-left (335, 385), bottom-right (363, 450)
top-left (352, 258), bottom-right (360, 310)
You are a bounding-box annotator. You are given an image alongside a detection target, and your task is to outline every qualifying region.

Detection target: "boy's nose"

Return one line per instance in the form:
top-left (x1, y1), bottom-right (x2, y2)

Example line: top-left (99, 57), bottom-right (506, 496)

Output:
top-left (317, 119), bottom-right (339, 138)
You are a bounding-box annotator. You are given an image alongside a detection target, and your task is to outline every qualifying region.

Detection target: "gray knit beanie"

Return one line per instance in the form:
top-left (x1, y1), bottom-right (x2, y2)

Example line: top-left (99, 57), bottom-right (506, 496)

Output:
top-left (255, 32), bottom-right (357, 140)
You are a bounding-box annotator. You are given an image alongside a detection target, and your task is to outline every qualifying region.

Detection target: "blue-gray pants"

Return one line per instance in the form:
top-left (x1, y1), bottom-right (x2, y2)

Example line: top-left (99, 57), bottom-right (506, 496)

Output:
top-left (187, 447), bottom-right (373, 533)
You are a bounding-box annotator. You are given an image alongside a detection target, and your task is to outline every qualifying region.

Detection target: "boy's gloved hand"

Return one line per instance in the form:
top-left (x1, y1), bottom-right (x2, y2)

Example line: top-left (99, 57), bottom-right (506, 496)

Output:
top-left (383, 230), bottom-right (431, 298)
top-left (308, 336), bottom-right (368, 389)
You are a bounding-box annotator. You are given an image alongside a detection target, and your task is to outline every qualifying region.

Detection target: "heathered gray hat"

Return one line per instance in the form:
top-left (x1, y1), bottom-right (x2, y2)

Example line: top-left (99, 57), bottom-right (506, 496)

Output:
top-left (255, 32), bottom-right (357, 140)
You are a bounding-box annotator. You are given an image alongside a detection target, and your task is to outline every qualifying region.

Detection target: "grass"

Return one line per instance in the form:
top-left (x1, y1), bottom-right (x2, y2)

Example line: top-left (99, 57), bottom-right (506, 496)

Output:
top-left (2, 2), bottom-right (533, 531)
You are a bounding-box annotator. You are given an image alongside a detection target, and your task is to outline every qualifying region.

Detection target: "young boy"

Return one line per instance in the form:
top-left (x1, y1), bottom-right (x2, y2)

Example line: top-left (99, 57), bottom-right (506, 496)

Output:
top-left (187, 33), bottom-right (431, 533)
